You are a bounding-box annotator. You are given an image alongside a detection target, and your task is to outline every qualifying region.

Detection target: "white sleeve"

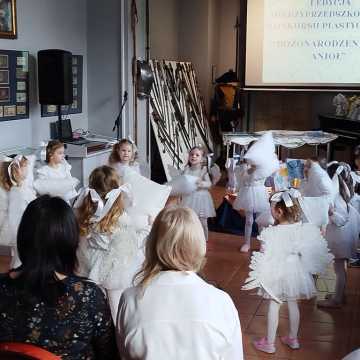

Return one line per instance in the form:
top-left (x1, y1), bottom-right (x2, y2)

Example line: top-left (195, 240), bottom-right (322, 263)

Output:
top-left (0, 189), bottom-right (8, 230)
top-left (198, 172), bottom-right (212, 189)
top-left (36, 166), bottom-right (49, 180)
top-left (8, 189), bottom-right (27, 241)
top-left (223, 298), bottom-right (244, 360)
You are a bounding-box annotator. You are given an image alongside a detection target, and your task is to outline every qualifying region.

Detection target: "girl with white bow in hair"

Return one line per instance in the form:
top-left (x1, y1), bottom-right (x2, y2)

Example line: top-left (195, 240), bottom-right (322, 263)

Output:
top-left (0, 155), bottom-right (36, 267)
top-left (243, 189), bottom-right (333, 354)
top-left (317, 162), bottom-right (360, 308)
top-left (74, 165), bottom-right (150, 321)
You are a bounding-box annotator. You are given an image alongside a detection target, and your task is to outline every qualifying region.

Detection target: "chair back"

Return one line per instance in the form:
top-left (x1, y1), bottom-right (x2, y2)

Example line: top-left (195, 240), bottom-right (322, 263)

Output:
top-left (0, 343), bottom-right (61, 360)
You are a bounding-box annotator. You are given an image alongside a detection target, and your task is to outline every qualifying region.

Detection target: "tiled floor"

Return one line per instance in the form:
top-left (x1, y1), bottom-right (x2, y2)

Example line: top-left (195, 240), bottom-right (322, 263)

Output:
top-left (200, 185), bottom-right (360, 360)
top-left (0, 185), bottom-right (359, 359)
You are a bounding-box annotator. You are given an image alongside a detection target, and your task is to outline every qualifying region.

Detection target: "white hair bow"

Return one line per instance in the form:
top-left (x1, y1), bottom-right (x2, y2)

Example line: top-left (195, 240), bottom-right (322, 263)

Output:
top-left (328, 161), bottom-right (351, 199)
top-left (270, 188), bottom-right (302, 208)
top-left (7, 155), bottom-right (24, 186)
top-left (95, 183), bottom-right (133, 222)
top-left (73, 187), bottom-right (104, 219)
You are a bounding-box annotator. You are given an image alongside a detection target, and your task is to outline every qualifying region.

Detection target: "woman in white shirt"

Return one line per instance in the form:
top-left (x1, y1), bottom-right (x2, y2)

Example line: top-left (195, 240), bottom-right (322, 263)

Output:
top-left (116, 206), bottom-right (243, 360)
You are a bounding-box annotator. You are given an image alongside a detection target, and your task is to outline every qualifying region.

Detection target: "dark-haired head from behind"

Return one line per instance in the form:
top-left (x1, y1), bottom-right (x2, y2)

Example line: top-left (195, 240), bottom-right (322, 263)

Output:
top-left (15, 195), bottom-right (79, 305)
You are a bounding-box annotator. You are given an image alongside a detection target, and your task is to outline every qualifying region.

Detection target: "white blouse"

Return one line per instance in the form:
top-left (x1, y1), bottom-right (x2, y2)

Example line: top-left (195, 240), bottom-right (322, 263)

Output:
top-left (117, 271), bottom-right (243, 360)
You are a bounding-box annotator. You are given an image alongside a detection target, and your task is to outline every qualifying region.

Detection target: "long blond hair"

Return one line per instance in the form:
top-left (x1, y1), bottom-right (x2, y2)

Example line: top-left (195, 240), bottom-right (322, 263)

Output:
top-left (135, 206), bottom-right (206, 289)
top-left (0, 157), bottom-right (28, 191)
top-left (77, 166), bottom-right (125, 236)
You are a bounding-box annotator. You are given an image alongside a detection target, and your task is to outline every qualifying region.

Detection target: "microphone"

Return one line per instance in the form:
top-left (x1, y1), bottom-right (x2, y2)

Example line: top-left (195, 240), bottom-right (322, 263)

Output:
top-left (113, 91), bottom-right (129, 133)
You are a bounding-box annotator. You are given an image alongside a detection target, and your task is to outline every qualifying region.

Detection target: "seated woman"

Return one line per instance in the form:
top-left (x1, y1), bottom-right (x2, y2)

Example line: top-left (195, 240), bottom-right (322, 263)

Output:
top-left (116, 206), bottom-right (243, 360)
top-left (0, 195), bottom-right (119, 360)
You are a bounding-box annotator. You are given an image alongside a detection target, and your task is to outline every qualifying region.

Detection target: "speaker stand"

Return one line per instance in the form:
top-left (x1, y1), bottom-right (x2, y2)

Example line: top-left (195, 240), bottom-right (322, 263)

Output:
top-left (57, 106), bottom-right (63, 141)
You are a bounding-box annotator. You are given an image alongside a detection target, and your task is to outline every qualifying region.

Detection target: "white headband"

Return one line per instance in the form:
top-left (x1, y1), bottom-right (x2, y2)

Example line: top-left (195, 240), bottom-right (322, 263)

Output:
top-left (73, 183), bottom-right (133, 223)
top-left (270, 188), bottom-right (302, 208)
top-left (7, 155), bottom-right (24, 186)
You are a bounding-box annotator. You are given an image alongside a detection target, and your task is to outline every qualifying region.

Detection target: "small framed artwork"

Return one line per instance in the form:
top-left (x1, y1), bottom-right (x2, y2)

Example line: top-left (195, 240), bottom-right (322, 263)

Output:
top-left (16, 68), bottom-right (26, 79)
top-left (0, 0), bottom-right (17, 39)
top-left (0, 87), bottom-right (9, 102)
top-left (0, 106), bottom-right (3, 117)
top-left (0, 70), bottom-right (9, 84)
top-left (16, 105), bottom-right (26, 114)
top-left (16, 81), bottom-right (25, 90)
top-left (16, 92), bottom-right (26, 102)
top-left (4, 104), bottom-right (16, 116)
top-left (0, 54), bottom-right (8, 68)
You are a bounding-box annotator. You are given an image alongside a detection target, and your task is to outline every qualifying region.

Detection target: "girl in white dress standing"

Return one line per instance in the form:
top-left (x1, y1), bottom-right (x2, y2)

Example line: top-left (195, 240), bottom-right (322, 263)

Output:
top-left (180, 146), bottom-right (216, 240)
top-left (243, 189), bottom-right (333, 354)
top-left (0, 155), bottom-right (36, 267)
top-left (34, 140), bottom-right (79, 202)
top-left (74, 165), bottom-right (150, 320)
top-left (318, 162), bottom-right (360, 308)
top-left (108, 138), bottom-right (140, 178)
top-left (233, 132), bottom-right (279, 252)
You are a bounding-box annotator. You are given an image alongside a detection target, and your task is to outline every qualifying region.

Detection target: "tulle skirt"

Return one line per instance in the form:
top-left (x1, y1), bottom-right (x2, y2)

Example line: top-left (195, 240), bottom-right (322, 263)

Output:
top-left (233, 185), bottom-right (269, 213)
top-left (181, 189), bottom-right (216, 218)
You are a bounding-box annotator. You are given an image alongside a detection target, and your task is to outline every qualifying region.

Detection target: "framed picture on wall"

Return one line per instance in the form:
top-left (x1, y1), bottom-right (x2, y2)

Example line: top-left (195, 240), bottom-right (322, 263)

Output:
top-left (0, 0), bottom-right (17, 39)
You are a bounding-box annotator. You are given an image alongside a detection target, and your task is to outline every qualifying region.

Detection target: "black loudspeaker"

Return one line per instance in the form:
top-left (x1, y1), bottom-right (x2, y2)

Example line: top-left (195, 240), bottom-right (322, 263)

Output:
top-left (38, 49), bottom-right (73, 105)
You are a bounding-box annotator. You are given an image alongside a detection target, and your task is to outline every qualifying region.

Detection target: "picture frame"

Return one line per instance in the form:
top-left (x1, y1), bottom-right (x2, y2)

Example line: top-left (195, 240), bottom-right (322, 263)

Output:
top-left (0, 0), bottom-right (17, 39)
top-left (0, 87), bottom-right (9, 102)
top-left (0, 69), bottom-right (9, 84)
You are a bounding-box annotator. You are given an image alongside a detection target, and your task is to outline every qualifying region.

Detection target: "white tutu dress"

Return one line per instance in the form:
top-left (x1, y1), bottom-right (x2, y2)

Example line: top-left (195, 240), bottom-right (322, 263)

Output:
top-left (0, 187), bottom-right (11, 247)
top-left (243, 223), bottom-right (334, 301)
top-left (180, 165), bottom-right (216, 218)
top-left (350, 170), bottom-right (360, 213)
top-left (326, 195), bottom-right (360, 259)
top-left (34, 160), bottom-right (79, 202)
top-left (233, 164), bottom-right (269, 213)
top-left (111, 162), bottom-right (141, 178)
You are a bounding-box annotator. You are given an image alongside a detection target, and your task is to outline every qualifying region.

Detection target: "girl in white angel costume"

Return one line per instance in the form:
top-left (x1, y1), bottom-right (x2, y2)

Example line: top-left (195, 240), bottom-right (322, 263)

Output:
top-left (74, 165), bottom-right (150, 321)
top-left (179, 146), bottom-right (216, 240)
top-left (317, 162), bottom-right (360, 308)
top-left (233, 132), bottom-right (280, 252)
top-left (34, 140), bottom-right (79, 202)
top-left (0, 155), bottom-right (36, 267)
top-left (243, 189), bottom-right (333, 354)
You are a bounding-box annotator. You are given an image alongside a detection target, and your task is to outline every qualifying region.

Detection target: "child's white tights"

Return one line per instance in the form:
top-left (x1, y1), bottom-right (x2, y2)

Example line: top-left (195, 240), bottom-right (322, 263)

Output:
top-left (333, 258), bottom-right (347, 303)
top-left (267, 299), bottom-right (300, 344)
top-left (244, 211), bottom-right (260, 248)
top-left (199, 217), bottom-right (208, 241)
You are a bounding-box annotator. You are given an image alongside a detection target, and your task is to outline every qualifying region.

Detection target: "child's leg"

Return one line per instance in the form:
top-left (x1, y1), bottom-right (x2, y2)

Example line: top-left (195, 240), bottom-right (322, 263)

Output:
top-left (241, 211), bottom-right (254, 252)
top-left (199, 217), bottom-right (208, 241)
top-left (267, 300), bottom-right (281, 344)
top-left (333, 258), bottom-right (347, 303)
top-left (287, 300), bottom-right (300, 339)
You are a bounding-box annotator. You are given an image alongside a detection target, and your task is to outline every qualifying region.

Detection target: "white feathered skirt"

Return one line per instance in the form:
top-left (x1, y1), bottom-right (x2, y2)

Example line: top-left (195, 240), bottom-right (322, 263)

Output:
top-left (243, 223), bottom-right (334, 302)
top-left (233, 184), bottom-right (269, 213)
top-left (180, 189), bottom-right (216, 218)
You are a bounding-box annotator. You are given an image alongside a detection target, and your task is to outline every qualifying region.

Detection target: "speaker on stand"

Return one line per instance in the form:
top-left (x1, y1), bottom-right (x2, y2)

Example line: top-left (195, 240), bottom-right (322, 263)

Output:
top-left (37, 49), bottom-right (73, 140)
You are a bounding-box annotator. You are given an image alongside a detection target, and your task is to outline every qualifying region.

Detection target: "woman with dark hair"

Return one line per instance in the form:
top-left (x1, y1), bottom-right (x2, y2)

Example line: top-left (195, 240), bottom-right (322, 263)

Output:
top-left (0, 195), bottom-right (119, 360)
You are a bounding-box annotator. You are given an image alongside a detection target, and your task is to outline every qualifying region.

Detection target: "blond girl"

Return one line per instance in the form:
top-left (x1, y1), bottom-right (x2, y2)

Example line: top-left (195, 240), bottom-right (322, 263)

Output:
top-left (34, 140), bottom-right (79, 201)
top-left (74, 165), bottom-right (149, 320)
top-left (180, 146), bottom-right (216, 240)
top-left (243, 189), bottom-right (333, 354)
top-left (116, 206), bottom-right (243, 360)
top-left (108, 138), bottom-right (140, 178)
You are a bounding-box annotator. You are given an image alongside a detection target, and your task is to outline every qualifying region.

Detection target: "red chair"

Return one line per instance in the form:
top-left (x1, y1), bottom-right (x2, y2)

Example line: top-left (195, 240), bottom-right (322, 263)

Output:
top-left (0, 343), bottom-right (61, 360)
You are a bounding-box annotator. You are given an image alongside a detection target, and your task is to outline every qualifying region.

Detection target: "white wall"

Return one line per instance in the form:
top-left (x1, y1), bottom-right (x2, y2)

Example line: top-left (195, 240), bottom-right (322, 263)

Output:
top-left (87, 0), bottom-right (122, 138)
top-left (0, 0), bottom-right (87, 150)
top-left (149, 0), bottom-right (179, 61)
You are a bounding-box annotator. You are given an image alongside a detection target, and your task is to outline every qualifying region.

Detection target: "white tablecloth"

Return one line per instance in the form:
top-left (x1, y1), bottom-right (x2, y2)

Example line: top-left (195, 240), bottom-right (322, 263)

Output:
top-left (223, 130), bottom-right (338, 149)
